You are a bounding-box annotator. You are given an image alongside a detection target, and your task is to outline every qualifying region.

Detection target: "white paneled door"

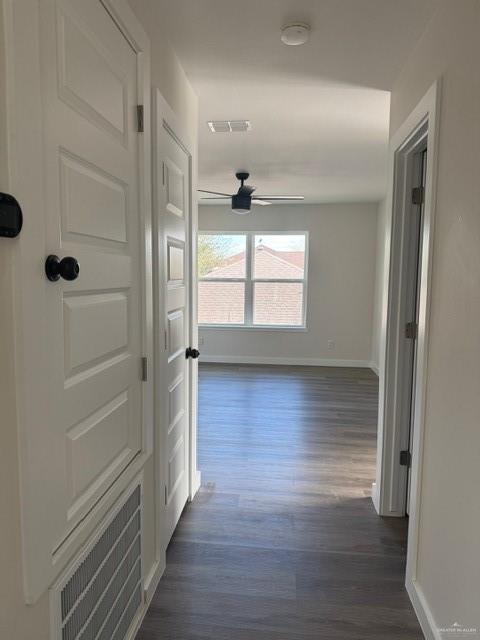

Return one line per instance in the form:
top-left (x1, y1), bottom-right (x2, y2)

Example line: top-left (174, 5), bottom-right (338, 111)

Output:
top-left (11, 0), bottom-right (148, 601)
top-left (154, 93), bottom-right (194, 545)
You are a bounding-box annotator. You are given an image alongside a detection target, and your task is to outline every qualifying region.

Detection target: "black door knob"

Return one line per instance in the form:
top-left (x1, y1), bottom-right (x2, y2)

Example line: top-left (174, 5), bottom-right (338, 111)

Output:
top-left (45, 255), bottom-right (80, 282)
top-left (186, 347), bottom-right (200, 359)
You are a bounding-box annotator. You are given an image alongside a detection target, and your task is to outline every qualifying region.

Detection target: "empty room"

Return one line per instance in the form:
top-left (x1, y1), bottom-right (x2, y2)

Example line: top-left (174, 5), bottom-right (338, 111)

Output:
top-left (1, 2), bottom-right (479, 640)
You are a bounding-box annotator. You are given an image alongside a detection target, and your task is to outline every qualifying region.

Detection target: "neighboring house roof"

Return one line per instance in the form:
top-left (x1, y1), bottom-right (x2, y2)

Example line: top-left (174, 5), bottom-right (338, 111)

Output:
top-left (199, 244), bottom-right (305, 325)
top-left (203, 245), bottom-right (304, 279)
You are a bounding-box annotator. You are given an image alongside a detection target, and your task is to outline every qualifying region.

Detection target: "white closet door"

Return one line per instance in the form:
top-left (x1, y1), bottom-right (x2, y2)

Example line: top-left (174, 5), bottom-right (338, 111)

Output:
top-left (153, 93), bottom-right (193, 546)
top-left (11, 0), bottom-right (146, 601)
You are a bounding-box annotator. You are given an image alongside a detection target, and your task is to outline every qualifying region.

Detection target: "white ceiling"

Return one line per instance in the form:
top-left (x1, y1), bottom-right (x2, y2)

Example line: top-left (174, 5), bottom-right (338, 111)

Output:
top-left (131, 0), bottom-right (439, 203)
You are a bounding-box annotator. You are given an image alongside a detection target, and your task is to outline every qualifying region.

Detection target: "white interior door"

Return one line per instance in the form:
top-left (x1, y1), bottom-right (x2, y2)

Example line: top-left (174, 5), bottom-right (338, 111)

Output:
top-left (405, 148), bottom-right (427, 514)
top-left (153, 93), bottom-right (193, 545)
top-left (12, 0), bottom-right (146, 601)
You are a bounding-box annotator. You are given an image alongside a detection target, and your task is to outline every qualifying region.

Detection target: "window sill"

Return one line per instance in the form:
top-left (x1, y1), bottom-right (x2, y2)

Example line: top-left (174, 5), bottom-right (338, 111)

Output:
top-left (199, 324), bottom-right (308, 332)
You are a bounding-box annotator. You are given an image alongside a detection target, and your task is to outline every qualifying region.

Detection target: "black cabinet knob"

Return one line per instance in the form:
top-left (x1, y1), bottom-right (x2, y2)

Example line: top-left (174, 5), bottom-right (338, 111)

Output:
top-left (186, 347), bottom-right (200, 359)
top-left (45, 255), bottom-right (80, 282)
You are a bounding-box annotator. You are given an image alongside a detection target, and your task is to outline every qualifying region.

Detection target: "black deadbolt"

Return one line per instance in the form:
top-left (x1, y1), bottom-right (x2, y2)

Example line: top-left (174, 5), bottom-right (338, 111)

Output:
top-left (45, 255), bottom-right (80, 282)
top-left (186, 347), bottom-right (200, 359)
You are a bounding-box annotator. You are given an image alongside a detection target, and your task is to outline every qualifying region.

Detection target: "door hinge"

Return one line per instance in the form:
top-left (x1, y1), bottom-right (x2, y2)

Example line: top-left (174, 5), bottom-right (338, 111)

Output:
top-left (164, 329), bottom-right (168, 351)
top-left (412, 186), bottom-right (424, 205)
top-left (400, 450), bottom-right (412, 467)
top-left (136, 104), bottom-right (144, 133)
top-left (141, 356), bottom-right (148, 382)
top-left (164, 485), bottom-right (168, 505)
top-left (405, 321), bottom-right (418, 340)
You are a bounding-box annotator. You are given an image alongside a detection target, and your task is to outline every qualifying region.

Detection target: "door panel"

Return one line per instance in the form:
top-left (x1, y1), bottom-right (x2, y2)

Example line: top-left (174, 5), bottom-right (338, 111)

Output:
top-left (169, 375), bottom-right (185, 429)
top-left (168, 438), bottom-right (186, 495)
top-left (168, 243), bottom-right (185, 282)
top-left (167, 310), bottom-right (185, 361)
top-left (66, 390), bottom-right (131, 502)
top-left (14, 0), bottom-right (144, 599)
top-left (60, 151), bottom-right (128, 245)
top-left (164, 158), bottom-right (186, 217)
top-left (63, 292), bottom-right (129, 375)
top-left (154, 94), bottom-right (192, 546)
top-left (57, 2), bottom-right (129, 142)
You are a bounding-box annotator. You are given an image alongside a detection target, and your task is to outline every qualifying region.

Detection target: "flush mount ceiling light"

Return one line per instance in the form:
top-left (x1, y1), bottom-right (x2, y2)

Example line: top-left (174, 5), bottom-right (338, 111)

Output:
top-left (281, 22), bottom-right (310, 46)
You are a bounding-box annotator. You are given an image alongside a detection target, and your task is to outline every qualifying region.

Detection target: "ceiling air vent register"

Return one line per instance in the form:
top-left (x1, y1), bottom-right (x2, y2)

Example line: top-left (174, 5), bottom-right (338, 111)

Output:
top-left (207, 120), bottom-right (251, 133)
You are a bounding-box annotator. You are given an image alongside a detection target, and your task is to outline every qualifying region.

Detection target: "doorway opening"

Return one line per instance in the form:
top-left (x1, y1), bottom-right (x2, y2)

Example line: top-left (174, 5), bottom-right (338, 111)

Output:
top-left (374, 83), bottom-right (440, 622)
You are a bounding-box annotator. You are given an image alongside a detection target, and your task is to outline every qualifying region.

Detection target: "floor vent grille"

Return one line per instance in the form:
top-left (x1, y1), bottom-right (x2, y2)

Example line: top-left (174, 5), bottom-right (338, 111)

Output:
top-left (53, 484), bottom-right (142, 640)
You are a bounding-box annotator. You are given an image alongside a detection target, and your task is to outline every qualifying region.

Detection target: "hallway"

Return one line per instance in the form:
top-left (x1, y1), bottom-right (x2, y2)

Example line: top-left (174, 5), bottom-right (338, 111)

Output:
top-left (138, 364), bottom-right (423, 639)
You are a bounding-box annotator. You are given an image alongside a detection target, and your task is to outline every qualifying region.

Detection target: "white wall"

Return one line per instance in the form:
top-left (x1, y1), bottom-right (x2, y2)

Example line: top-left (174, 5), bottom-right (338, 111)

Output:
top-left (0, 3), bottom-right (50, 637)
top-left (383, 0), bottom-right (480, 634)
top-left (371, 198), bottom-right (388, 373)
top-left (129, 0), bottom-right (197, 145)
top-left (199, 203), bottom-right (378, 367)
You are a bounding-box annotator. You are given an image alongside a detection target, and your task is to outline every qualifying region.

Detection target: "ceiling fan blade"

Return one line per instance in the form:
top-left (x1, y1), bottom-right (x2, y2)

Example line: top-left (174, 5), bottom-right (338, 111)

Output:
top-left (251, 199), bottom-right (271, 206)
top-left (200, 196), bottom-right (231, 200)
top-left (254, 195), bottom-right (305, 200)
top-left (198, 189), bottom-right (232, 197)
top-left (237, 184), bottom-right (256, 196)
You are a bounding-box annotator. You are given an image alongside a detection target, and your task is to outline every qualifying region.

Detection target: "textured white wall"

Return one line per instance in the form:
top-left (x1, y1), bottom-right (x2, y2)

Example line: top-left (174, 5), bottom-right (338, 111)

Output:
top-left (385, 0), bottom-right (480, 633)
top-left (199, 203), bottom-right (378, 366)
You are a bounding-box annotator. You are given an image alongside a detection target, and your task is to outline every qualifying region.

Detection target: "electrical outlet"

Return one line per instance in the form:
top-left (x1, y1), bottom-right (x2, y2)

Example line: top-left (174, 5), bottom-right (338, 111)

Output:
top-left (327, 340), bottom-right (335, 351)
top-left (199, 336), bottom-right (204, 346)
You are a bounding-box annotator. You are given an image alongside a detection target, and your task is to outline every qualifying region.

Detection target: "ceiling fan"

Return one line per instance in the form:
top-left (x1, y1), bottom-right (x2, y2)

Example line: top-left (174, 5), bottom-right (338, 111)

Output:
top-left (198, 171), bottom-right (304, 214)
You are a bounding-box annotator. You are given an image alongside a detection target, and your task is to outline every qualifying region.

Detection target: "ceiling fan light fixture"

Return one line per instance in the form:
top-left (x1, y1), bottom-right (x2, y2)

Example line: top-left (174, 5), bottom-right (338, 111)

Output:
top-left (232, 194), bottom-right (251, 214)
top-left (198, 172), bottom-right (304, 214)
top-left (281, 22), bottom-right (310, 46)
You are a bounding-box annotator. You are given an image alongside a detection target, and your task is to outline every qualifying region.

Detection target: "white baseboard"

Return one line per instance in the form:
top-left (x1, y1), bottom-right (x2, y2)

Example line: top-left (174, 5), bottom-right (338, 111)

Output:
top-left (406, 578), bottom-right (439, 640)
top-left (200, 355), bottom-right (373, 368)
top-left (143, 558), bottom-right (165, 605)
top-left (371, 482), bottom-right (380, 514)
top-left (127, 607), bottom-right (147, 640)
top-left (126, 559), bottom-right (165, 640)
top-left (370, 362), bottom-right (380, 376)
top-left (189, 469), bottom-right (201, 502)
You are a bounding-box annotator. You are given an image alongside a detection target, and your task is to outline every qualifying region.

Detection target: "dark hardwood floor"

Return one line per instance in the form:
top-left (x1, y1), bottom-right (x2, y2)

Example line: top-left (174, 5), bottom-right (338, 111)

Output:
top-left (137, 364), bottom-right (423, 639)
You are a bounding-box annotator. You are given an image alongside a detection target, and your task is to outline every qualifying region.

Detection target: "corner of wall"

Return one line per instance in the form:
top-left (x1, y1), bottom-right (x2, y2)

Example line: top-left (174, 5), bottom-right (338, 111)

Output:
top-left (370, 198), bottom-right (388, 369)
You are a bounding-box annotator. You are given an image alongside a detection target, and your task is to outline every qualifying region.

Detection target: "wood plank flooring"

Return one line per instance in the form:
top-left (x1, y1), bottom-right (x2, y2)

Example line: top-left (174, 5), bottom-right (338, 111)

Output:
top-left (137, 364), bottom-right (423, 639)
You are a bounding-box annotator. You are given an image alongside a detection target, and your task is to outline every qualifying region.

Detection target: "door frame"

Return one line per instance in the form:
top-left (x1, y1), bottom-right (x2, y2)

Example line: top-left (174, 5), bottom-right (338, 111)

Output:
top-left (377, 123), bottom-right (429, 517)
top-left (373, 80), bottom-right (440, 619)
top-left (1, 0), bottom-right (153, 603)
top-left (152, 88), bottom-right (201, 565)
top-left (100, 0), bottom-right (154, 474)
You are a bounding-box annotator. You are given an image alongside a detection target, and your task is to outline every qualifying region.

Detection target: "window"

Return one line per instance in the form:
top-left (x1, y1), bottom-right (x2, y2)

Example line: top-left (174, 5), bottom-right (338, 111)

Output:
top-left (198, 232), bottom-right (308, 328)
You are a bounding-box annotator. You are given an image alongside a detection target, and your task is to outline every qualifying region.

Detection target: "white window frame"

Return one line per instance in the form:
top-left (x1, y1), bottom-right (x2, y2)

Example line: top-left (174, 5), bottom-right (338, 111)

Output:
top-left (198, 230), bottom-right (309, 330)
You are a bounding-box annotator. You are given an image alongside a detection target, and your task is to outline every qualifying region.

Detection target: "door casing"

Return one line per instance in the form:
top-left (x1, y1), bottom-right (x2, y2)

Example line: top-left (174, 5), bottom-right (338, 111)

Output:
top-left (373, 81), bottom-right (441, 629)
top-left (381, 125), bottom-right (429, 517)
